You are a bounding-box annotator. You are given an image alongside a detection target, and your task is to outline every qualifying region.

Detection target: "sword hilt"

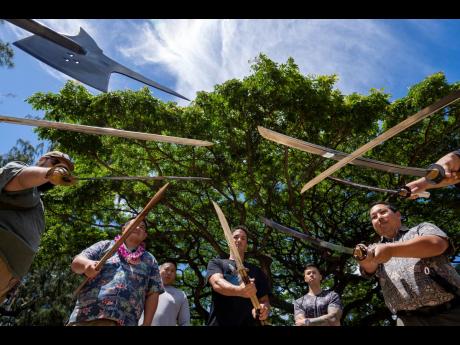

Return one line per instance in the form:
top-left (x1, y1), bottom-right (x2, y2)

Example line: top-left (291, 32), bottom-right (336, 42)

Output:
top-left (397, 186), bottom-right (430, 199)
top-left (237, 268), bottom-right (267, 326)
top-left (425, 163), bottom-right (446, 184)
top-left (352, 243), bottom-right (368, 261)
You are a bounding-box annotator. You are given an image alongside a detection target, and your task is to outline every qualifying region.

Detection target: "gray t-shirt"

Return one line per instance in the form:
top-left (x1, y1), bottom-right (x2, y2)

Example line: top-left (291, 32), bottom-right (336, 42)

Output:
top-left (0, 161), bottom-right (44, 277)
top-left (369, 223), bottom-right (460, 313)
top-left (139, 285), bottom-right (190, 326)
top-left (293, 289), bottom-right (342, 319)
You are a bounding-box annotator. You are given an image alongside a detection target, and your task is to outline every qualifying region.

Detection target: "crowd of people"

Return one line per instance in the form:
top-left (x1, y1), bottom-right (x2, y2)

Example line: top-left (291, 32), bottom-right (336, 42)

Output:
top-left (0, 149), bottom-right (459, 326)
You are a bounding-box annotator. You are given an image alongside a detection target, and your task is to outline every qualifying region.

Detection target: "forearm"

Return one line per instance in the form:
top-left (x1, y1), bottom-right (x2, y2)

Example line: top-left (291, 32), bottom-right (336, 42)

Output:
top-left (298, 309), bottom-right (342, 326)
top-left (385, 235), bottom-right (448, 258)
top-left (211, 277), bottom-right (244, 297)
top-left (141, 293), bottom-right (159, 326)
top-left (4, 167), bottom-right (50, 191)
top-left (71, 255), bottom-right (92, 274)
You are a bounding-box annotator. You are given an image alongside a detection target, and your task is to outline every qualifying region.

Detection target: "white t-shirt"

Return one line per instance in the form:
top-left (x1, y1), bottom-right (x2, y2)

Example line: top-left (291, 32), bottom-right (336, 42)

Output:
top-left (139, 285), bottom-right (190, 326)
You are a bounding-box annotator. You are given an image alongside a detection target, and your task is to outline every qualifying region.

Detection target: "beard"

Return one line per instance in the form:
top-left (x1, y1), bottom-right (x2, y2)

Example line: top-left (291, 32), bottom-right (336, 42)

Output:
top-left (37, 182), bottom-right (55, 193)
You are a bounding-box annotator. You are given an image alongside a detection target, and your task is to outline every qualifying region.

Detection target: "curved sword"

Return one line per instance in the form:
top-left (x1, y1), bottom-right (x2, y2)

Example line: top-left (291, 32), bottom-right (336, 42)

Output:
top-left (0, 114), bottom-right (213, 146)
top-left (260, 217), bottom-right (353, 255)
top-left (74, 175), bottom-right (211, 181)
top-left (257, 126), bottom-right (441, 178)
top-left (212, 201), bottom-right (267, 325)
top-left (300, 89), bottom-right (460, 193)
top-left (326, 176), bottom-right (430, 199)
top-left (261, 217), bottom-right (369, 261)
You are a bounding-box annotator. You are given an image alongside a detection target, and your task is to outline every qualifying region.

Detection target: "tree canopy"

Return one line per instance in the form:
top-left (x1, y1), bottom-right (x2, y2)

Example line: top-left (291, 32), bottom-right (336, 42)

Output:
top-left (1, 54), bottom-right (459, 325)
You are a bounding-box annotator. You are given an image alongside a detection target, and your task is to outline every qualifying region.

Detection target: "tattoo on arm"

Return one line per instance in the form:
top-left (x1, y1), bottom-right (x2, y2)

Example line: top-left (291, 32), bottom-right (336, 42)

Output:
top-left (308, 307), bottom-right (342, 326)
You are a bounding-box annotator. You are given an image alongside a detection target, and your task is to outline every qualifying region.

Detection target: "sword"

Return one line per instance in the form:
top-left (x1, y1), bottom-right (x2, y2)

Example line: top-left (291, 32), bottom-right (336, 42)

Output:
top-left (73, 183), bottom-right (169, 297)
top-left (326, 176), bottom-right (430, 199)
top-left (260, 217), bottom-right (367, 260)
top-left (0, 114), bottom-right (213, 147)
top-left (257, 126), bottom-right (436, 178)
top-left (212, 201), bottom-right (267, 325)
top-left (73, 176), bottom-right (211, 182)
top-left (300, 89), bottom-right (460, 193)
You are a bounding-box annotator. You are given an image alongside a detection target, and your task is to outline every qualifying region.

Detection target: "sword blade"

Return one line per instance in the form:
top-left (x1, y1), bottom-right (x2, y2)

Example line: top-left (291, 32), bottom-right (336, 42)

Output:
top-left (260, 217), bottom-right (354, 255)
top-left (300, 89), bottom-right (460, 193)
top-left (326, 176), bottom-right (430, 199)
top-left (0, 114), bottom-right (213, 147)
top-left (74, 176), bottom-right (211, 181)
top-left (257, 126), bottom-right (429, 177)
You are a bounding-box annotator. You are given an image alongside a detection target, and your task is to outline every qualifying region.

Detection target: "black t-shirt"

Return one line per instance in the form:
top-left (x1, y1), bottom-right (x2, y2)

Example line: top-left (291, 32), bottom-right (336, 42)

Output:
top-left (206, 258), bottom-right (270, 326)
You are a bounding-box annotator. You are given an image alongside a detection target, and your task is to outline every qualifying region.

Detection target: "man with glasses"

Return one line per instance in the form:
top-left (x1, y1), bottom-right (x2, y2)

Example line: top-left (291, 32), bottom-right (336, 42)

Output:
top-left (0, 151), bottom-right (75, 304)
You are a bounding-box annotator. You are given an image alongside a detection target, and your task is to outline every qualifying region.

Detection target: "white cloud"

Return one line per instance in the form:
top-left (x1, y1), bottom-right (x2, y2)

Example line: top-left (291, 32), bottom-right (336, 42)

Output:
top-left (120, 19), bottom-right (437, 103)
top-left (4, 19), bottom-right (442, 103)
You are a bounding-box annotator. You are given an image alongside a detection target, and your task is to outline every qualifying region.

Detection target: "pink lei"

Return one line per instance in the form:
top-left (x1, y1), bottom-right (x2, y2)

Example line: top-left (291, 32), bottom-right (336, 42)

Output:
top-left (114, 235), bottom-right (145, 264)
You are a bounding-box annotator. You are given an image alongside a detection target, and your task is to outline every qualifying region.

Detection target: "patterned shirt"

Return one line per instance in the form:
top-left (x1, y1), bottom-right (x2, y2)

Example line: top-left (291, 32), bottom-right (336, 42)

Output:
top-left (363, 223), bottom-right (460, 313)
top-left (293, 289), bottom-right (342, 319)
top-left (68, 240), bottom-right (164, 326)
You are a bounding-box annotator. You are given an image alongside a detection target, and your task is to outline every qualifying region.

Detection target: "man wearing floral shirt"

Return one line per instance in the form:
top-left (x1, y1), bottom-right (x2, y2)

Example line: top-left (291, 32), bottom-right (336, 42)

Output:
top-left (67, 218), bottom-right (164, 326)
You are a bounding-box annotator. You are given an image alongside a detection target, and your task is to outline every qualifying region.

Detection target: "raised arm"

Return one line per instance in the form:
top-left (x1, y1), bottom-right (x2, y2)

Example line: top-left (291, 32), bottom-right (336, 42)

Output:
top-left (407, 151), bottom-right (460, 196)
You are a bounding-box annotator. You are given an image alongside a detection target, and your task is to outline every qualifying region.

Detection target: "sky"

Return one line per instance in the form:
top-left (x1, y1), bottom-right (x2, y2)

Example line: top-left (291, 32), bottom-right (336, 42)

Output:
top-left (1, 19), bottom-right (460, 155)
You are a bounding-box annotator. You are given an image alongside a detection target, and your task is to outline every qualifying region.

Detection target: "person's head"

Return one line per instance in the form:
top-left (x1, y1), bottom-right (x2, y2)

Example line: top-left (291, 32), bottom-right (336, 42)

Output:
top-left (36, 151), bottom-right (74, 193)
top-left (231, 225), bottom-right (249, 254)
top-left (303, 264), bottom-right (322, 286)
top-left (160, 261), bottom-right (177, 286)
top-left (369, 201), bottom-right (401, 239)
top-left (37, 151), bottom-right (74, 171)
top-left (121, 218), bottom-right (148, 245)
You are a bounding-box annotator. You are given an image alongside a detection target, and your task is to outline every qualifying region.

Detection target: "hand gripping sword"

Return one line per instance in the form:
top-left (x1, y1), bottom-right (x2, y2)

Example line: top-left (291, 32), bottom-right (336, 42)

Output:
top-left (73, 183), bottom-right (169, 297)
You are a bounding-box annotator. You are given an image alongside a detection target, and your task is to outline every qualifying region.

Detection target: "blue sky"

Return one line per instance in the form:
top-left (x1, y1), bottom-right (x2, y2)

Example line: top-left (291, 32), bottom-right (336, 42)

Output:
top-left (1, 19), bottom-right (460, 154)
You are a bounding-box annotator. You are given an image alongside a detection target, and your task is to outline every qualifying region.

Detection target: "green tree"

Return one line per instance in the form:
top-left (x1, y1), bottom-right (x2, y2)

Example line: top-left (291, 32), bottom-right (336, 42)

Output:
top-left (0, 20), bottom-right (14, 68)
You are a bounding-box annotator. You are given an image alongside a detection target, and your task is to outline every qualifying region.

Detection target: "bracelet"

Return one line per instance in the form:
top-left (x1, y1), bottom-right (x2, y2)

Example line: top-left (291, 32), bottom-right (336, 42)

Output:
top-left (303, 318), bottom-right (310, 326)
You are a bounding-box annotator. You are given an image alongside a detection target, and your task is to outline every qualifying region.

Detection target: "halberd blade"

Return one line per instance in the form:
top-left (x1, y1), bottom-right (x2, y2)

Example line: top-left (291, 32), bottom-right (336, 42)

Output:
top-left (13, 26), bottom-right (189, 100)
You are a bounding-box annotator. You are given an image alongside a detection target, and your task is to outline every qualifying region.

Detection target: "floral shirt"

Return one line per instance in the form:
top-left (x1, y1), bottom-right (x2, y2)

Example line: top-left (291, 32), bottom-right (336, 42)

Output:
top-left (68, 240), bottom-right (164, 326)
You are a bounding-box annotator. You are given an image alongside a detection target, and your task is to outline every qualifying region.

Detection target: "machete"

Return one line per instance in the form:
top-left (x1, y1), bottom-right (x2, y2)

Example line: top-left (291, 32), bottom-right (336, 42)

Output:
top-left (260, 217), bottom-right (367, 260)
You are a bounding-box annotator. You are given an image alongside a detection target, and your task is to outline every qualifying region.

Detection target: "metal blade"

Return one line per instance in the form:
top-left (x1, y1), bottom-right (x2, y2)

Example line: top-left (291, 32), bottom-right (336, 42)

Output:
top-left (257, 126), bottom-right (429, 177)
top-left (74, 176), bottom-right (211, 181)
top-left (12, 26), bottom-right (189, 100)
top-left (326, 176), bottom-right (430, 199)
top-left (300, 89), bottom-right (460, 193)
top-left (211, 201), bottom-right (245, 270)
top-left (260, 217), bottom-right (354, 255)
top-left (0, 114), bottom-right (213, 146)
top-left (5, 19), bottom-right (85, 55)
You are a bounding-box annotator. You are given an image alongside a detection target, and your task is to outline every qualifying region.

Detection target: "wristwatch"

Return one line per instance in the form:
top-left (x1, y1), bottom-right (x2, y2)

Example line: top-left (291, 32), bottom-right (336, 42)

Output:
top-left (303, 318), bottom-right (310, 326)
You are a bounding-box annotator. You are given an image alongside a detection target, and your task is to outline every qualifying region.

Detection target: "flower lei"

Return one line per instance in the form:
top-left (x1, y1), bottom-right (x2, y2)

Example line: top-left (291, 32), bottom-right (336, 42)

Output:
top-left (114, 235), bottom-right (145, 265)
